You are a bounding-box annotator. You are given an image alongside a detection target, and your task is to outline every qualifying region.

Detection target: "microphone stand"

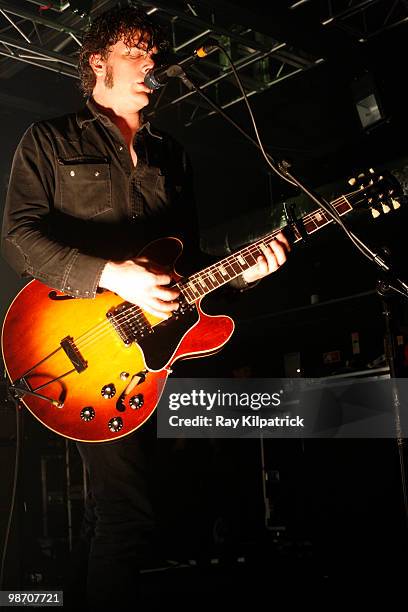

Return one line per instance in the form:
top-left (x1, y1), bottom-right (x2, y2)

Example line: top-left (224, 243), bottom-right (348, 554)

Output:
top-left (173, 69), bottom-right (408, 290)
top-left (173, 68), bottom-right (408, 530)
top-left (376, 279), bottom-right (408, 528)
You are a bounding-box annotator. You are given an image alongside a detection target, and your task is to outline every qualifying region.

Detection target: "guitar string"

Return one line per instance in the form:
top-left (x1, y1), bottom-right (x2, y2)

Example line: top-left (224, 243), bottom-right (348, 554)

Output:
top-left (74, 222), bottom-right (317, 349)
top-left (71, 196), bottom-right (356, 349)
top-left (21, 183), bottom-right (388, 380)
top-left (72, 232), bottom-right (283, 352)
top-left (72, 194), bottom-right (357, 353)
top-left (24, 190), bottom-right (369, 375)
top-left (72, 239), bottom-right (269, 352)
top-left (38, 191), bottom-right (363, 365)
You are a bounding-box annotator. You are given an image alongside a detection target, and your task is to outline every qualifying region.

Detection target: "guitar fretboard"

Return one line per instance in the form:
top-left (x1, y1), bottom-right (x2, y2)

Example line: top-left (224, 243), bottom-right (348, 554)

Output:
top-left (177, 195), bottom-right (352, 303)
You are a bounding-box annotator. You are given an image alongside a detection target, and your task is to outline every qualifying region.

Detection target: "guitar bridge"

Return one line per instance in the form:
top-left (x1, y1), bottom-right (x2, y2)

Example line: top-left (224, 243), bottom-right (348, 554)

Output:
top-left (60, 336), bottom-right (87, 373)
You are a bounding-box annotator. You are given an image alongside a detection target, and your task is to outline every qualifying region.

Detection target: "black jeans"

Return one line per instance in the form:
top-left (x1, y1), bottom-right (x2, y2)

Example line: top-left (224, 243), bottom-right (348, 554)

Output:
top-left (71, 417), bottom-right (158, 608)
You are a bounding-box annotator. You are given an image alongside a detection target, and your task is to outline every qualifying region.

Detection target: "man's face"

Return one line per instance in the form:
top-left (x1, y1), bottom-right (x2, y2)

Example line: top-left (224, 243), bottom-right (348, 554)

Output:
top-left (93, 35), bottom-right (158, 112)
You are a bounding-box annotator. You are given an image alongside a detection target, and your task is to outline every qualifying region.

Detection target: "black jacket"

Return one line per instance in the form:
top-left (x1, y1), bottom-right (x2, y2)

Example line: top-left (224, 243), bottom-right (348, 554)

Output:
top-left (2, 98), bottom-right (200, 298)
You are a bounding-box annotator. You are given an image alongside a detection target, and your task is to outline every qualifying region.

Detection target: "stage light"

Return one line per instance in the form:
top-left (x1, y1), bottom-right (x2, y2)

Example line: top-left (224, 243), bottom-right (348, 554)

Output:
top-left (351, 72), bottom-right (385, 130)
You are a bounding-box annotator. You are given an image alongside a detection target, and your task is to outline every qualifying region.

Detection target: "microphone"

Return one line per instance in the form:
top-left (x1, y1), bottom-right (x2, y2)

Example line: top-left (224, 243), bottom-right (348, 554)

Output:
top-left (144, 40), bottom-right (218, 90)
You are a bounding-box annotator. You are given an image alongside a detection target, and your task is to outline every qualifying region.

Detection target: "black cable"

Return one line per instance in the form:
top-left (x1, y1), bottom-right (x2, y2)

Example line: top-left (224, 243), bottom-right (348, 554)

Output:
top-left (200, 43), bottom-right (393, 271)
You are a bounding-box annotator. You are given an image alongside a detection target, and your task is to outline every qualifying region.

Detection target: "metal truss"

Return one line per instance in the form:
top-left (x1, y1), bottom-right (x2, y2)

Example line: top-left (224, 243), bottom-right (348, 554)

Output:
top-left (132, 0), bottom-right (325, 125)
top-left (0, 0), bottom-right (114, 79)
top-left (290, 0), bottom-right (408, 42)
top-left (0, 1), bottom-right (325, 126)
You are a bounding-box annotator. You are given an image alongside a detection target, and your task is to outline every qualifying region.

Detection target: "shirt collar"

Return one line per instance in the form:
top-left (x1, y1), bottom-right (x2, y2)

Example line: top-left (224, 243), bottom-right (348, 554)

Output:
top-left (76, 97), bottom-right (162, 139)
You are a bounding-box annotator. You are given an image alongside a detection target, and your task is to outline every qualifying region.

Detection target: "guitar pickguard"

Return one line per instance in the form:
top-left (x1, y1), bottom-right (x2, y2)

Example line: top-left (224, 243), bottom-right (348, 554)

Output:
top-left (138, 304), bottom-right (199, 371)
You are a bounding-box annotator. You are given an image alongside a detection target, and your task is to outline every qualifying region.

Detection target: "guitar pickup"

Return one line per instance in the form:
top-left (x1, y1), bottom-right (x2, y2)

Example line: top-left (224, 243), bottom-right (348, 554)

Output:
top-left (60, 336), bottom-right (87, 373)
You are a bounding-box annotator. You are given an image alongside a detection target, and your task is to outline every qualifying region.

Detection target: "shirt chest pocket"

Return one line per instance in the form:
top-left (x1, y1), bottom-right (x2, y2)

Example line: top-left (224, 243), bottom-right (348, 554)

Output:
top-left (57, 157), bottom-right (112, 219)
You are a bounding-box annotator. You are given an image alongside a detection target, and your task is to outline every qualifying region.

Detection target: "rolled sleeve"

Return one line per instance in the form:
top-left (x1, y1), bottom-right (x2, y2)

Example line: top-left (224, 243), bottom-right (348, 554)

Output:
top-left (62, 251), bottom-right (107, 298)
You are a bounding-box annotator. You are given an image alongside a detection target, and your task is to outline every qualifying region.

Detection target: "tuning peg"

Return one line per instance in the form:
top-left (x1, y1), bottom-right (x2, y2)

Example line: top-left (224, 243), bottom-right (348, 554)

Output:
top-left (382, 203), bottom-right (391, 214)
top-left (392, 198), bottom-right (401, 210)
top-left (348, 177), bottom-right (356, 186)
top-left (369, 168), bottom-right (375, 174)
top-left (371, 208), bottom-right (381, 219)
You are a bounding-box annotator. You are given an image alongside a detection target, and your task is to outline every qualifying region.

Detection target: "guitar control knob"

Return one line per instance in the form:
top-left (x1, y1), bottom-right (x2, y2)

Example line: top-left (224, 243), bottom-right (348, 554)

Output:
top-left (80, 407), bottom-right (95, 422)
top-left (129, 394), bottom-right (144, 410)
top-left (101, 384), bottom-right (116, 399)
top-left (108, 416), bottom-right (123, 432)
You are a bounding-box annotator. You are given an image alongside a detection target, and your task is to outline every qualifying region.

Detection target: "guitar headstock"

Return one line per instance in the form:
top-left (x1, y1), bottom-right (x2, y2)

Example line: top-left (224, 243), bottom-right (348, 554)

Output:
top-left (347, 168), bottom-right (403, 218)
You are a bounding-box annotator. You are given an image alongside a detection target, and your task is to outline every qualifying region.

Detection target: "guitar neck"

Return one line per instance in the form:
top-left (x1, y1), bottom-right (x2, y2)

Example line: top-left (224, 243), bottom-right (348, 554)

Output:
top-left (177, 195), bottom-right (353, 303)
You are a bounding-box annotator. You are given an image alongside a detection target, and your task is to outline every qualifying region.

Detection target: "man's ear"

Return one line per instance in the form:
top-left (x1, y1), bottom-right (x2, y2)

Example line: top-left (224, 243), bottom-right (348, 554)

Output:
top-left (89, 53), bottom-right (105, 77)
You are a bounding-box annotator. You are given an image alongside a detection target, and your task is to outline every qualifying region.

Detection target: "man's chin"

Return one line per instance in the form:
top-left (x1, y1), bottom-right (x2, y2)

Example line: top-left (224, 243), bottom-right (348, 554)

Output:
top-left (131, 90), bottom-right (150, 106)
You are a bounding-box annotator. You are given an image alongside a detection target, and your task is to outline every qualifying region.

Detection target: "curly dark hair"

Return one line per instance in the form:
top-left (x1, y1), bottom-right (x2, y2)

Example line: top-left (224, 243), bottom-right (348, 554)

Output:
top-left (77, 4), bottom-right (168, 97)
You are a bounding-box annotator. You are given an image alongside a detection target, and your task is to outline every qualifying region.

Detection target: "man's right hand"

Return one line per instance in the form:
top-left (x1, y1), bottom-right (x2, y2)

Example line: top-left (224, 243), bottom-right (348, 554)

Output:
top-left (99, 257), bottom-right (180, 318)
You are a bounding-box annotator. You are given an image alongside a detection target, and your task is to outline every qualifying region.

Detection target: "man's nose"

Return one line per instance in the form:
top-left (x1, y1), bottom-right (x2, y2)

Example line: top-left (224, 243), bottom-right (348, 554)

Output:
top-left (142, 54), bottom-right (155, 73)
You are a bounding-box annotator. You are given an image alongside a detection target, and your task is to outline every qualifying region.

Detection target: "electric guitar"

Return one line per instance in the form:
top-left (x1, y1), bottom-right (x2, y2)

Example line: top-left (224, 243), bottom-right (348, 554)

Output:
top-left (1, 170), bottom-right (402, 442)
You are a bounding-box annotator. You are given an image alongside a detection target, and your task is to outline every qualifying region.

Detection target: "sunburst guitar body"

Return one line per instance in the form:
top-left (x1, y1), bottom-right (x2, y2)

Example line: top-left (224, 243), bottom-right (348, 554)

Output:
top-left (2, 169), bottom-right (402, 441)
top-left (2, 237), bottom-right (234, 442)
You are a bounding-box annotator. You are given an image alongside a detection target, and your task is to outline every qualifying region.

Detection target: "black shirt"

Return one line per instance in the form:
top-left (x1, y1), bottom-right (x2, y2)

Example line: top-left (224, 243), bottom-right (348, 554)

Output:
top-left (2, 98), bottom-right (198, 298)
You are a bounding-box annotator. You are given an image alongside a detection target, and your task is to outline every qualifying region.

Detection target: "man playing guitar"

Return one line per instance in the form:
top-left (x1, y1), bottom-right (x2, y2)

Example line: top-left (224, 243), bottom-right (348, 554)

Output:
top-left (1, 5), bottom-right (289, 607)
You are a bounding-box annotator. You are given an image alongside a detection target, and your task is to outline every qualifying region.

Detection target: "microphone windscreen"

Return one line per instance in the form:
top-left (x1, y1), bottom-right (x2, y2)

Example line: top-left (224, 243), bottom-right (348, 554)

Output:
top-left (144, 70), bottom-right (161, 90)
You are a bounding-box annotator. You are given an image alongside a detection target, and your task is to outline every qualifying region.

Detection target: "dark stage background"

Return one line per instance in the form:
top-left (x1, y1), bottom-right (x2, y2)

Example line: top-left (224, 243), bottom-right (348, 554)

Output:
top-left (1, 0), bottom-right (408, 593)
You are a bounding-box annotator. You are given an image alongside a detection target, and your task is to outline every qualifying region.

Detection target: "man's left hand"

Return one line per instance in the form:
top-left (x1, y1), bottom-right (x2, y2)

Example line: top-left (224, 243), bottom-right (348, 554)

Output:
top-left (241, 231), bottom-right (290, 284)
